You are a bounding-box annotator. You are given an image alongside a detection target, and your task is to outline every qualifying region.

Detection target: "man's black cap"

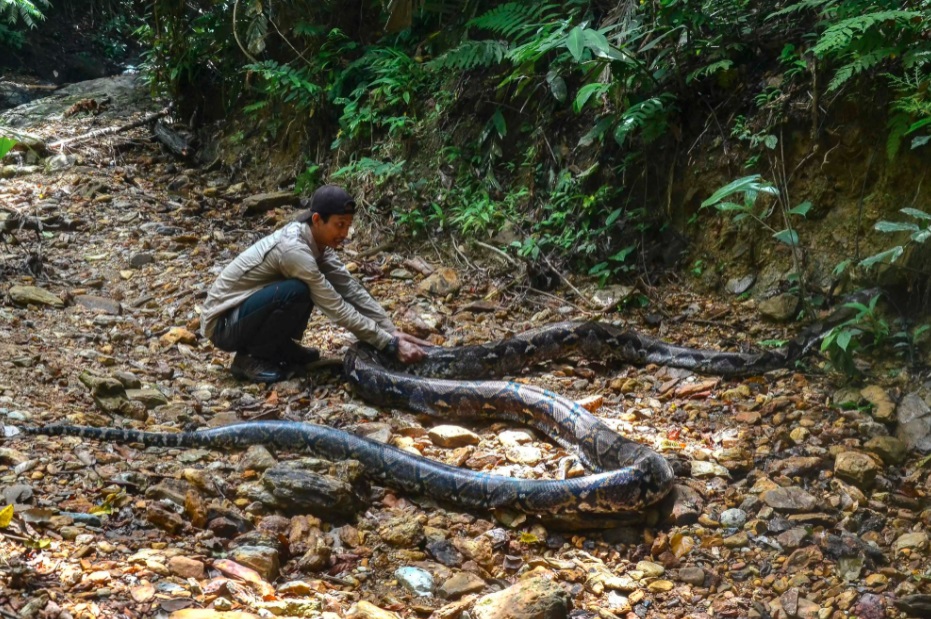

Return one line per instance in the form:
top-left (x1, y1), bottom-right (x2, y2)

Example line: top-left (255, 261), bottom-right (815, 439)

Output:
top-left (309, 185), bottom-right (356, 215)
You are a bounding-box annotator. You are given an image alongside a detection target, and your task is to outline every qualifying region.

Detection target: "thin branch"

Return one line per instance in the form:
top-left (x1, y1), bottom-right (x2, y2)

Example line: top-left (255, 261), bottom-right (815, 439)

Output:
top-left (49, 107), bottom-right (171, 150)
top-left (232, 0), bottom-right (259, 64)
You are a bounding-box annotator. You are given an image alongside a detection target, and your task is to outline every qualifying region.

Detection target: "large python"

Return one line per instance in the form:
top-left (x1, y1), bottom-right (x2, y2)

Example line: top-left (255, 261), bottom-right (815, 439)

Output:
top-left (16, 320), bottom-right (820, 515)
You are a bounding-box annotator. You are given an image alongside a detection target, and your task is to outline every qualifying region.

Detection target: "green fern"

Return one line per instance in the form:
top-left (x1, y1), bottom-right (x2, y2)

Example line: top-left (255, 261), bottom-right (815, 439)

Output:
top-left (766, 0), bottom-right (835, 20)
top-left (428, 39), bottom-right (509, 70)
top-left (827, 46), bottom-right (896, 90)
top-left (812, 11), bottom-right (921, 57)
top-left (0, 0), bottom-right (50, 27)
top-left (468, 2), bottom-right (562, 42)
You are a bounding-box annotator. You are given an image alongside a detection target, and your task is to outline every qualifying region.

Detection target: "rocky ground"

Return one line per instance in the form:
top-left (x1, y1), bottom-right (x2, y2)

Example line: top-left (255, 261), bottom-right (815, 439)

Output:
top-left (2, 75), bottom-right (931, 619)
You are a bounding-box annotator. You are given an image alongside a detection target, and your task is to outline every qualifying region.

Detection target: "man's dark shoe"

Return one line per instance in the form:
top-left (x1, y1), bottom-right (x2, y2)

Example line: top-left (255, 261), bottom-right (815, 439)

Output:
top-left (281, 341), bottom-right (321, 365)
top-left (230, 352), bottom-right (285, 383)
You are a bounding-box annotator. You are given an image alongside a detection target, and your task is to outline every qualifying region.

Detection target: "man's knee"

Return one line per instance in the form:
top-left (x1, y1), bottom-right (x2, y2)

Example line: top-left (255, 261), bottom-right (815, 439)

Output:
top-left (277, 279), bottom-right (311, 306)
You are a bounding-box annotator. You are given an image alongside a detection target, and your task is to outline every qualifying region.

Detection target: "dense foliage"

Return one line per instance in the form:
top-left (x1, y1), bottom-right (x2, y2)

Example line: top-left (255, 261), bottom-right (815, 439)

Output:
top-left (5, 0), bottom-right (931, 294)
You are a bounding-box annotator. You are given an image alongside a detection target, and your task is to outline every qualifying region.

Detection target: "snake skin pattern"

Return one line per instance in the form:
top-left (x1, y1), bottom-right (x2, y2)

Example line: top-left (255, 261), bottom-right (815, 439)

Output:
top-left (26, 321), bottom-right (810, 515)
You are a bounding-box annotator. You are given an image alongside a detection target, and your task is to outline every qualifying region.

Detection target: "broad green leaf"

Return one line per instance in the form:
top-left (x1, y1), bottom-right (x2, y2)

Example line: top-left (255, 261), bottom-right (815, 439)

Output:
top-left (0, 137), bottom-right (16, 160)
top-left (701, 175), bottom-right (777, 209)
top-left (789, 201), bottom-right (812, 217)
top-left (900, 208), bottom-right (931, 221)
top-left (573, 83), bottom-right (610, 114)
top-left (907, 117), bottom-right (931, 134)
top-left (581, 28), bottom-right (612, 58)
top-left (859, 246), bottom-right (904, 268)
top-left (711, 201), bottom-right (752, 213)
top-left (566, 26), bottom-right (585, 62)
top-left (605, 208), bottom-right (623, 226)
top-left (911, 135), bottom-right (931, 149)
top-left (875, 221), bottom-right (920, 233)
top-left (773, 229), bottom-right (799, 246)
top-left (491, 109), bottom-right (507, 138)
top-left (764, 134), bottom-right (778, 149)
top-left (836, 329), bottom-right (853, 352)
top-left (912, 230), bottom-right (931, 244)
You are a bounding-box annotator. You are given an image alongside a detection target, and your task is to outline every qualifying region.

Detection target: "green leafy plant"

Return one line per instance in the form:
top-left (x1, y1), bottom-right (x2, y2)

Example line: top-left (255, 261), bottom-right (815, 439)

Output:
top-left (860, 208), bottom-right (931, 269)
top-left (0, 137), bottom-right (17, 159)
top-left (820, 293), bottom-right (889, 375)
top-left (0, 0), bottom-right (49, 27)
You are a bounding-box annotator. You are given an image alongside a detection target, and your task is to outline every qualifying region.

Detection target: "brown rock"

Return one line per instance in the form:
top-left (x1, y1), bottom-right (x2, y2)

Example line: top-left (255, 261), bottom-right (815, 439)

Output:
top-left (471, 576), bottom-right (570, 619)
top-left (661, 484), bottom-right (704, 525)
top-left (860, 385), bottom-right (895, 422)
top-left (168, 556), bottom-right (205, 579)
top-left (240, 191), bottom-right (299, 215)
top-left (439, 572), bottom-right (486, 599)
top-left (417, 267), bottom-right (460, 296)
top-left (428, 425), bottom-right (481, 448)
top-left (834, 451), bottom-right (880, 490)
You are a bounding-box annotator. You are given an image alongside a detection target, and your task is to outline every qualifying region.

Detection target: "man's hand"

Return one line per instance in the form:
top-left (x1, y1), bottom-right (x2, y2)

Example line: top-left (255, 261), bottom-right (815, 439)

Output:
top-left (392, 331), bottom-right (428, 364)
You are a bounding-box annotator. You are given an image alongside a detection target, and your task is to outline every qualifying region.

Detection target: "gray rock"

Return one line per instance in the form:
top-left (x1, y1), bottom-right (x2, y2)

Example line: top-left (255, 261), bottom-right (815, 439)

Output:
top-left (260, 465), bottom-right (365, 517)
top-left (427, 539), bottom-right (464, 567)
top-left (678, 566), bottom-right (706, 586)
top-left (130, 252), bottom-right (155, 268)
top-left (472, 575), bottom-right (569, 619)
top-left (761, 487), bottom-right (819, 512)
top-left (897, 393), bottom-right (931, 453)
top-left (126, 387), bottom-right (168, 409)
top-left (394, 566), bottom-right (434, 597)
top-left (9, 285), bottom-right (64, 308)
top-left (758, 293), bottom-right (799, 322)
top-left (389, 268), bottom-right (414, 280)
top-left (592, 284), bottom-right (634, 308)
top-left (2, 483), bottom-right (33, 504)
top-left (720, 508), bottom-right (747, 528)
top-left (726, 274), bottom-right (755, 295)
top-left (73, 295), bottom-right (122, 315)
top-left (113, 371), bottom-right (142, 389)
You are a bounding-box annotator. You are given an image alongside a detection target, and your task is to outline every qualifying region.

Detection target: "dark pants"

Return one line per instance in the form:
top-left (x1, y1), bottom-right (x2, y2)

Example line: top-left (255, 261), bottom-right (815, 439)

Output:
top-left (210, 279), bottom-right (313, 360)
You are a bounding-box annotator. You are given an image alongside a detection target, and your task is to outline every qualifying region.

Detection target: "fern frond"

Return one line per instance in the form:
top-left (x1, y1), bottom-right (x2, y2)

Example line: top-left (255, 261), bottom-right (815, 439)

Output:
top-left (827, 46), bottom-right (896, 90)
top-left (686, 59), bottom-right (734, 84)
top-left (428, 39), bottom-right (509, 70)
top-left (0, 0), bottom-right (50, 27)
top-left (766, 0), bottom-right (837, 20)
top-left (812, 11), bottom-right (921, 57)
top-left (468, 2), bottom-right (562, 41)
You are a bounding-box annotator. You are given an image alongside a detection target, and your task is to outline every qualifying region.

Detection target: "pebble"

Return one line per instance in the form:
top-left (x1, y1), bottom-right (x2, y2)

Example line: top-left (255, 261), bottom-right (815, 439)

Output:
top-left (438, 572), bottom-right (486, 599)
top-left (720, 508), bottom-right (747, 528)
top-left (394, 566), bottom-right (434, 597)
top-left (168, 556), bottom-right (205, 579)
top-left (679, 566), bottom-right (706, 585)
top-left (427, 539), bottom-right (464, 567)
top-left (428, 425), bottom-right (481, 448)
top-left (834, 451), bottom-right (880, 490)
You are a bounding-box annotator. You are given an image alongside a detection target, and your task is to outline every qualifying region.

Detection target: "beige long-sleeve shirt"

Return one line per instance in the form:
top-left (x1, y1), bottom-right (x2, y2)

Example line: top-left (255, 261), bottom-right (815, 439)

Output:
top-left (200, 221), bottom-right (395, 349)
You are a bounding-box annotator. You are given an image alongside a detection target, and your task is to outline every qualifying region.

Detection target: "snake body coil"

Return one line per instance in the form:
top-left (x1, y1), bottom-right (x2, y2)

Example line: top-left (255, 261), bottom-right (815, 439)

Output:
top-left (26, 321), bottom-right (809, 514)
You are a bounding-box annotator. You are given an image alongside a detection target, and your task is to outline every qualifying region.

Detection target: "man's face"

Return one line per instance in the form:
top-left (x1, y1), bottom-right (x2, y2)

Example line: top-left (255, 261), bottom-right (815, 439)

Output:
top-left (311, 213), bottom-right (354, 250)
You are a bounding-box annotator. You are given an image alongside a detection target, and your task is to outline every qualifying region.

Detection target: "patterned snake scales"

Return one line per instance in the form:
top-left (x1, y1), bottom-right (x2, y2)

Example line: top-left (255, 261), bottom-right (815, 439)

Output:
top-left (23, 321), bottom-right (817, 515)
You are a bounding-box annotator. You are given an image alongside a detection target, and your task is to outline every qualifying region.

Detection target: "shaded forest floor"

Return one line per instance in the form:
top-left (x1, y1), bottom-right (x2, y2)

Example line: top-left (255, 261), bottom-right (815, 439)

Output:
top-left (1, 76), bottom-right (930, 619)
